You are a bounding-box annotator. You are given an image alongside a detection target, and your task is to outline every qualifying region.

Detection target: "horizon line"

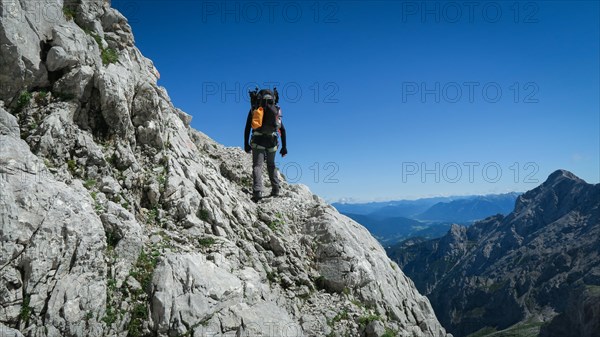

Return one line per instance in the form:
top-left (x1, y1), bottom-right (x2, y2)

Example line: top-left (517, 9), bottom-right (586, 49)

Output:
top-left (327, 191), bottom-right (525, 204)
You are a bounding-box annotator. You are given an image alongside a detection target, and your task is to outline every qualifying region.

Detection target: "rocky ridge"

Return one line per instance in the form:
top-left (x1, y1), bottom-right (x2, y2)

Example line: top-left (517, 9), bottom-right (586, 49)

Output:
top-left (0, 1), bottom-right (449, 336)
top-left (389, 170), bottom-right (600, 337)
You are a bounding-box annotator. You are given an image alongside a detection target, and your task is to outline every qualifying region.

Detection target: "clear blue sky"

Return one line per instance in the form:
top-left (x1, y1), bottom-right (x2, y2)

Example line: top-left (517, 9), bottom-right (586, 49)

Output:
top-left (112, 0), bottom-right (599, 202)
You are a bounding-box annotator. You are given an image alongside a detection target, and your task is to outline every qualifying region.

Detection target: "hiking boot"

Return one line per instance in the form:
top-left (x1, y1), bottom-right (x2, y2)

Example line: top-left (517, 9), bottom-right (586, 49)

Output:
top-left (270, 188), bottom-right (280, 197)
top-left (252, 192), bottom-right (262, 203)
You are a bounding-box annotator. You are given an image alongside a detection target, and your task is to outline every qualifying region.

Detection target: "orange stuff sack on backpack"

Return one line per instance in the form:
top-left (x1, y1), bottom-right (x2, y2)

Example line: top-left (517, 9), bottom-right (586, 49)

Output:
top-left (251, 107), bottom-right (264, 129)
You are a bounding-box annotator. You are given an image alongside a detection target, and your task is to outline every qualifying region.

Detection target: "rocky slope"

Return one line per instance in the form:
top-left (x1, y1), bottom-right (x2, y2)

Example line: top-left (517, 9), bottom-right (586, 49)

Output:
top-left (389, 170), bottom-right (600, 337)
top-left (0, 1), bottom-right (449, 336)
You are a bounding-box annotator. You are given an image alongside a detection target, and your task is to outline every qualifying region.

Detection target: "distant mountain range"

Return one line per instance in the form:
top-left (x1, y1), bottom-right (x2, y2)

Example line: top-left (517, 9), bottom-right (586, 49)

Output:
top-left (333, 193), bottom-right (520, 245)
top-left (387, 170), bottom-right (600, 337)
top-left (334, 196), bottom-right (459, 219)
top-left (343, 213), bottom-right (452, 245)
top-left (416, 193), bottom-right (520, 222)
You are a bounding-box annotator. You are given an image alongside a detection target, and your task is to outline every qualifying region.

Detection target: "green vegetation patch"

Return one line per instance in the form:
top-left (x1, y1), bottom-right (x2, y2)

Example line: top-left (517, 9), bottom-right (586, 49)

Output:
top-left (34, 90), bottom-right (48, 105)
top-left (382, 328), bottom-right (398, 337)
top-left (268, 213), bottom-right (285, 231)
top-left (198, 237), bottom-right (216, 247)
top-left (84, 28), bottom-right (119, 65)
top-left (125, 246), bottom-right (162, 334)
top-left (14, 91), bottom-right (32, 114)
top-left (20, 294), bottom-right (32, 323)
top-left (101, 48), bottom-right (119, 65)
top-left (63, 6), bottom-right (76, 20)
top-left (83, 179), bottom-right (96, 189)
top-left (198, 209), bottom-right (210, 222)
top-left (130, 249), bottom-right (160, 292)
top-left (358, 313), bottom-right (381, 327)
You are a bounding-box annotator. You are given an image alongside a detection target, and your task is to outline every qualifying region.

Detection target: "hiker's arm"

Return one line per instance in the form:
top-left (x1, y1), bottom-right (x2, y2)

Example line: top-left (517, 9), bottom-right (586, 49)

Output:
top-left (244, 110), bottom-right (252, 152)
top-left (280, 123), bottom-right (287, 149)
top-left (279, 122), bottom-right (287, 157)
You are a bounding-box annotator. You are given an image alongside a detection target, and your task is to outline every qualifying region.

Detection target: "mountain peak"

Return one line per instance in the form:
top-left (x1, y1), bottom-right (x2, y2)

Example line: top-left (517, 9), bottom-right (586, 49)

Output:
top-left (546, 169), bottom-right (584, 185)
top-left (513, 170), bottom-right (590, 214)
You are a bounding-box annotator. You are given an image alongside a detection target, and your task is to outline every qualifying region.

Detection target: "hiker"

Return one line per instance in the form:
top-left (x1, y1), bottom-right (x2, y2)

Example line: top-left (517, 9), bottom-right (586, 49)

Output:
top-left (244, 88), bottom-right (287, 202)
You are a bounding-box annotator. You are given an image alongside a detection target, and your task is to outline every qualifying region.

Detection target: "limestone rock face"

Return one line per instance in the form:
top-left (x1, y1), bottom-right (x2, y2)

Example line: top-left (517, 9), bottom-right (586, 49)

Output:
top-left (0, 107), bottom-right (107, 336)
top-left (0, 1), bottom-right (450, 336)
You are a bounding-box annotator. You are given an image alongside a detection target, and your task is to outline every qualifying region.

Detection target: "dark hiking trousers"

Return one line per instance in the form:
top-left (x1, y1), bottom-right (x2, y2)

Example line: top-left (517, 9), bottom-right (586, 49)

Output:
top-left (252, 148), bottom-right (279, 196)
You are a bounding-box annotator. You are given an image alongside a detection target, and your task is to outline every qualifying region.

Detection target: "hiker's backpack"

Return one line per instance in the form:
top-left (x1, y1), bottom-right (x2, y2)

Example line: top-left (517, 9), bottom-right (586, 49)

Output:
top-left (249, 88), bottom-right (281, 134)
